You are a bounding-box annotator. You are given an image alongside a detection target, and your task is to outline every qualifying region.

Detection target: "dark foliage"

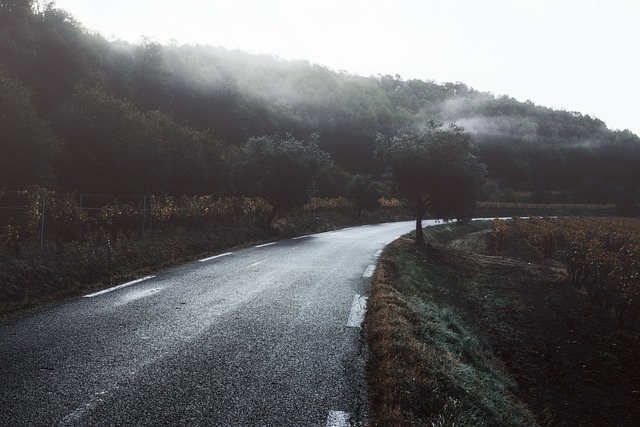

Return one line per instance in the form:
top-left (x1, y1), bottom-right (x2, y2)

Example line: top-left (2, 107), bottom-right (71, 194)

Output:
top-left (1, 1), bottom-right (639, 206)
top-left (378, 122), bottom-right (486, 244)
top-left (234, 133), bottom-right (332, 224)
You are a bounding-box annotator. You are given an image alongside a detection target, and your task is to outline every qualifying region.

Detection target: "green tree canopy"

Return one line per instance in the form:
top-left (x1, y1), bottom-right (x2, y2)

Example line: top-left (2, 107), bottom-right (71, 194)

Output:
top-left (378, 121), bottom-right (486, 245)
top-left (236, 133), bottom-right (332, 225)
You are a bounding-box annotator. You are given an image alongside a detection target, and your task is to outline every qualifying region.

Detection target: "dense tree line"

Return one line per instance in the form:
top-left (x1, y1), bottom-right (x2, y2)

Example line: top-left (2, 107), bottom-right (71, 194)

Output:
top-left (1, 0), bottom-right (639, 209)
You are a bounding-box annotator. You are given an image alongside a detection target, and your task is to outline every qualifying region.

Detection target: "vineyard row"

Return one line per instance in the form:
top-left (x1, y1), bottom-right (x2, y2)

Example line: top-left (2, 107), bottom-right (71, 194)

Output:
top-left (507, 216), bottom-right (640, 331)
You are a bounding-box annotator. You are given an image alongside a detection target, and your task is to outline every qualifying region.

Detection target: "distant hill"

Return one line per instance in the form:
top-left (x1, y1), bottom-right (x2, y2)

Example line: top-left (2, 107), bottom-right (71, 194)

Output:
top-left (1, 1), bottom-right (639, 205)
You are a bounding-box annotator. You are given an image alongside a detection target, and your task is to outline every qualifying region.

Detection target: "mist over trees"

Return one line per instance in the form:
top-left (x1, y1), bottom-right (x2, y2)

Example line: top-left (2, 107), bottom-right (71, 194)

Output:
top-left (2, 0), bottom-right (640, 210)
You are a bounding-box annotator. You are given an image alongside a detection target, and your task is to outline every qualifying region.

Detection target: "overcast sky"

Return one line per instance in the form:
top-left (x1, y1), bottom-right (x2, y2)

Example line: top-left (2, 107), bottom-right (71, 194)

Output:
top-left (53, 0), bottom-right (639, 136)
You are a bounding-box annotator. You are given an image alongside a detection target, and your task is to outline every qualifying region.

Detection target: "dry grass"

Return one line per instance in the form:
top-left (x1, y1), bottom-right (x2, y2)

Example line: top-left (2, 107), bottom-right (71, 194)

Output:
top-left (365, 232), bottom-right (536, 426)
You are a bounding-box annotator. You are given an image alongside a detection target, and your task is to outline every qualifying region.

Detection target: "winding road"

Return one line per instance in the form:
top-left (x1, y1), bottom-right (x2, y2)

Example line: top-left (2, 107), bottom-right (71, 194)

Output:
top-left (0, 220), bottom-right (433, 426)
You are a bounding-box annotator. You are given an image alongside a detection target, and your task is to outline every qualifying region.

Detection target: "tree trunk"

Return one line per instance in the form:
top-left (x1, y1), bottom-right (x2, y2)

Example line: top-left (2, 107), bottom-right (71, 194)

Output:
top-left (266, 203), bottom-right (280, 228)
top-left (415, 198), bottom-right (426, 246)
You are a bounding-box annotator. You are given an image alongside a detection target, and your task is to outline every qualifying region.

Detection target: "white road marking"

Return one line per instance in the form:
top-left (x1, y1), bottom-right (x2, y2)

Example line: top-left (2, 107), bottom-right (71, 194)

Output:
top-left (347, 294), bottom-right (368, 328)
top-left (362, 265), bottom-right (376, 278)
top-left (292, 235), bottom-right (311, 240)
top-left (374, 249), bottom-right (383, 258)
top-left (248, 261), bottom-right (264, 268)
top-left (385, 235), bottom-right (402, 245)
top-left (199, 252), bottom-right (233, 262)
top-left (114, 288), bottom-right (163, 306)
top-left (84, 276), bottom-right (155, 298)
top-left (255, 242), bottom-right (276, 248)
top-left (325, 410), bottom-right (350, 427)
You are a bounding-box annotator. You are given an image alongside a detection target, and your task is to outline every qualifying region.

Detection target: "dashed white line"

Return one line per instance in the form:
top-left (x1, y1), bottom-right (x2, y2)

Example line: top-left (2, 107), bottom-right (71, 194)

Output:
top-left (255, 242), bottom-right (276, 248)
top-left (347, 294), bottom-right (368, 328)
top-left (199, 252), bottom-right (233, 262)
top-left (84, 276), bottom-right (155, 298)
top-left (326, 410), bottom-right (350, 427)
top-left (248, 261), bottom-right (264, 268)
top-left (362, 265), bottom-right (376, 278)
top-left (293, 235), bottom-right (311, 240)
top-left (374, 249), bottom-right (383, 258)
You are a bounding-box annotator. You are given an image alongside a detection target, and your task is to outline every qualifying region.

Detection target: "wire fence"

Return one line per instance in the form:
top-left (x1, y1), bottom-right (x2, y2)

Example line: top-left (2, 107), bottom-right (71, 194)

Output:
top-left (0, 188), bottom-right (274, 255)
top-left (0, 187), bottom-right (405, 255)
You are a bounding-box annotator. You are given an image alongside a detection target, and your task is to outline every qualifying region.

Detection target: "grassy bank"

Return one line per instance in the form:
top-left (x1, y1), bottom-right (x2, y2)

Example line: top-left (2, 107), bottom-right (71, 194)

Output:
top-left (365, 220), bottom-right (640, 426)
top-left (365, 221), bottom-right (536, 426)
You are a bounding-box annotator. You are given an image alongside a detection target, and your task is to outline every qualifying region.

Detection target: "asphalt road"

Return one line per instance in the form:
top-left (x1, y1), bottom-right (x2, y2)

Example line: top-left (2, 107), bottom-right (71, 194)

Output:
top-left (0, 220), bottom-right (430, 426)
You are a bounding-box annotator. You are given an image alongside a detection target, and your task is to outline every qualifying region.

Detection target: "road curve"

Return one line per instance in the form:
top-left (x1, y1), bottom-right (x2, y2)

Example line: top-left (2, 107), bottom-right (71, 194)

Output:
top-left (0, 220), bottom-right (433, 426)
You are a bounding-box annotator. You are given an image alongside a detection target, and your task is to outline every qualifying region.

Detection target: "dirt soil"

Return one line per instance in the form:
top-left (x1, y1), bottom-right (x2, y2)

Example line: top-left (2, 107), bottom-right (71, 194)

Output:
top-left (430, 228), bottom-right (640, 426)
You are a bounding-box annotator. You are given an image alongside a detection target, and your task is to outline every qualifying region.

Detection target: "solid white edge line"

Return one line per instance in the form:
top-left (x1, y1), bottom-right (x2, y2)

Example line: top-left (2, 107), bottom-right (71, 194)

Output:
top-left (84, 276), bottom-right (155, 298)
top-left (374, 249), bottom-right (383, 258)
top-left (292, 235), bottom-right (311, 240)
top-left (347, 294), bottom-right (368, 328)
top-left (326, 410), bottom-right (350, 427)
top-left (199, 252), bottom-right (233, 262)
top-left (255, 242), bottom-right (276, 248)
top-left (385, 235), bottom-right (404, 245)
top-left (363, 264), bottom-right (376, 278)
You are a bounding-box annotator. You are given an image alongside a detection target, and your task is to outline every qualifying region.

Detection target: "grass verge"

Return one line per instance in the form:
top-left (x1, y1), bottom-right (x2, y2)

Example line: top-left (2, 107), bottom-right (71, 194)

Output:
top-left (365, 222), bottom-right (537, 426)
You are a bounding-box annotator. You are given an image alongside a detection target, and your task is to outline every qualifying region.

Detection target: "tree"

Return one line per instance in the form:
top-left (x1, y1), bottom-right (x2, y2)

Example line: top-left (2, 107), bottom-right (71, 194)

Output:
top-left (52, 86), bottom-right (150, 194)
top-left (378, 121), bottom-right (485, 245)
top-left (235, 133), bottom-right (332, 226)
top-left (0, 0), bottom-right (32, 21)
top-left (0, 70), bottom-right (60, 188)
top-left (52, 85), bottom-right (229, 195)
top-left (143, 110), bottom-right (229, 196)
top-left (345, 173), bottom-right (384, 221)
top-left (134, 37), bottom-right (173, 110)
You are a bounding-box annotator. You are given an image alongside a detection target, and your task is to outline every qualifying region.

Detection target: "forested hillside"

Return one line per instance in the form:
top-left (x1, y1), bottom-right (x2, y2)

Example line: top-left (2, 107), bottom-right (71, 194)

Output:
top-left (2, 0), bottom-right (639, 206)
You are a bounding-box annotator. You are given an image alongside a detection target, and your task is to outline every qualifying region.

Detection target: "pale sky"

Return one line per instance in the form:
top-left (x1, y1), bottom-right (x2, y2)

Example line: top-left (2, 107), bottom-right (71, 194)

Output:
top-left (53, 0), bottom-right (640, 136)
